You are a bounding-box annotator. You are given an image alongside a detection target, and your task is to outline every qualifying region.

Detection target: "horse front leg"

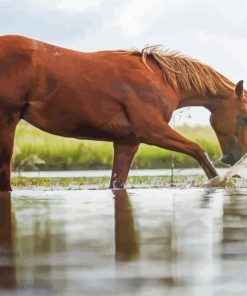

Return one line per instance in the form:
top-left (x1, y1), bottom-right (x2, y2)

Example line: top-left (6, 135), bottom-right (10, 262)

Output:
top-left (110, 143), bottom-right (139, 189)
top-left (141, 122), bottom-right (218, 179)
top-left (0, 115), bottom-right (20, 192)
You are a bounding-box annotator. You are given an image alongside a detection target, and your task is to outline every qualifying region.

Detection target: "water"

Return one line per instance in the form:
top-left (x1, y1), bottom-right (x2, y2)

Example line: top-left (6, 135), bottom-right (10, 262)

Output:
top-left (225, 153), bottom-right (247, 178)
top-left (2, 156), bottom-right (247, 294)
top-left (1, 188), bottom-right (247, 296)
top-left (13, 168), bottom-right (229, 178)
top-left (209, 153), bottom-right (247, 187)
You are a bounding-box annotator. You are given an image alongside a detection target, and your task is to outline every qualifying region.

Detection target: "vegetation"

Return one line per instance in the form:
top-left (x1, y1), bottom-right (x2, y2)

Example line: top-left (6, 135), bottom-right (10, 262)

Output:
top-left (13, 121), bottom-right (222, 171)
top-left (12, 175), bottom-right (207, 189)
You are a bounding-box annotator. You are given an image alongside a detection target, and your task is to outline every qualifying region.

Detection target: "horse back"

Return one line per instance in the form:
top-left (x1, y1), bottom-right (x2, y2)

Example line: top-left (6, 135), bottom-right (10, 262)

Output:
top-left (0, 35), bottom-right (179, 142)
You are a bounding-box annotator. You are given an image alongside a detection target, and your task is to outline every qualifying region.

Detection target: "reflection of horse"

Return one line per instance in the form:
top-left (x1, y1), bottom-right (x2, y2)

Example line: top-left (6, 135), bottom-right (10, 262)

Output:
top-left (221, 191), bottom-right (247, 259)
top-left (0, 193), bottom-right (16, 288)
top-left (113, 189), bottom-right (139, 261)
top-left (1, 35), bottom-right (247, 190)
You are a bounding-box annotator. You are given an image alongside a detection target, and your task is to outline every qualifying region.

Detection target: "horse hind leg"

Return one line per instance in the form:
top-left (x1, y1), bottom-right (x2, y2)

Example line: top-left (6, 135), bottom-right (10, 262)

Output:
top-left (110, 143), bottom-right (139, 189)
top-left (0, 112), bottom-right (20, 192)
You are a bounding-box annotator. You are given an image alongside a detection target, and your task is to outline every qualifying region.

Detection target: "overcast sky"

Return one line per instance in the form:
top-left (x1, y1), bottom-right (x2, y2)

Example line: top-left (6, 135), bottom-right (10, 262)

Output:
top-left (1, 0), bottom-right (247, 125)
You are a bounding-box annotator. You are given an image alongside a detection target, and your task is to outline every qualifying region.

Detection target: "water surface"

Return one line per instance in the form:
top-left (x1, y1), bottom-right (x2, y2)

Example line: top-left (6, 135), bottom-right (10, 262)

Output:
top-left (0, 188), bottom-right (247, 295)
top-left (12, 168), bottom-right (228, 178)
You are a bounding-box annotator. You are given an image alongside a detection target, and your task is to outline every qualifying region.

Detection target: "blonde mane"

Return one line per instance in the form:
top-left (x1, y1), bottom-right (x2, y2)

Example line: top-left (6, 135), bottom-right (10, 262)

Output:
top-left (122, 46), bottom-right (235, 95)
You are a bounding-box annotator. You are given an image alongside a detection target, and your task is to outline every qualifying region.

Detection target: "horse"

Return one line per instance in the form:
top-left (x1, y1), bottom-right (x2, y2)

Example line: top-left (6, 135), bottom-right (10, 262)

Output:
top-left (0, 35), bottom-right (246, 191)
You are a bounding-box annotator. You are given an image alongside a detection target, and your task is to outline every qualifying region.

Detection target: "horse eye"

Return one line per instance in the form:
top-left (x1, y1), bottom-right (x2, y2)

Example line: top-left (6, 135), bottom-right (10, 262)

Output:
top-left (237, 114), bottom-right (247, 127)
top-left (242, 116), bottom-right (247, 125)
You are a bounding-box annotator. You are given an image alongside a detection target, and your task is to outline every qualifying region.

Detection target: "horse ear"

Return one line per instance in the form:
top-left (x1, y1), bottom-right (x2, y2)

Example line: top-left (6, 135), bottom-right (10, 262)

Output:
top-left (235, 80), bottom-right (244, 100)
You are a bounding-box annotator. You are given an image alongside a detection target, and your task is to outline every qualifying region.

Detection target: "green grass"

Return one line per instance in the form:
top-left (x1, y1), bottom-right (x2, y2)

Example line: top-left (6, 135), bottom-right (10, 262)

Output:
top-left (13, 121), bottom-right (222, 171)
top-left (12, 175), bottom-right (207, 189)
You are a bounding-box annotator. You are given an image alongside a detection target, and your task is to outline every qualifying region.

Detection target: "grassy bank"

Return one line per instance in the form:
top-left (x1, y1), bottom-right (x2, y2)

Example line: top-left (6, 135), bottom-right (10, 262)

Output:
top-left (12, 175), bottom-right (207, 189)
top-left (13, 121), bottom-right (222, 171)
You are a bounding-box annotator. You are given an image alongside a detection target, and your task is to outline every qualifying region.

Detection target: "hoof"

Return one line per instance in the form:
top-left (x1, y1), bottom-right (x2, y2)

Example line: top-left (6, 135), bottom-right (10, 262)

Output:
top-left (113, 179), bottom-right (125, 189)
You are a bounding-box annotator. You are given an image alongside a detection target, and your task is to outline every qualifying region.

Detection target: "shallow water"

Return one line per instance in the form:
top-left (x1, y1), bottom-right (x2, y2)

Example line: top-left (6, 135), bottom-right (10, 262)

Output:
top-left (209, 153), bottom-right (247, 188)
top-left (13, 168), bottom-right (229, 178)
top-left (1, 188), bottom-right (247, 296)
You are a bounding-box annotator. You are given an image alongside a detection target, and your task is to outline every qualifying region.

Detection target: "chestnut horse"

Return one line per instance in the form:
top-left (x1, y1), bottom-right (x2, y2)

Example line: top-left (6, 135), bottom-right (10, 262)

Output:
top-left (0, 35), bottom-right (247, 191)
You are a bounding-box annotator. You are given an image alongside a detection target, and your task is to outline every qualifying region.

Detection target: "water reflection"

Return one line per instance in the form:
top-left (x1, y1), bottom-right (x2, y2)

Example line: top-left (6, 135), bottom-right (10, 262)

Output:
top-left (0, 193), bottom-right (16, 289)
top-left (216, 190), bottom-right (247, 291)
top-left (14, 196), bottom-right (68, 292)
top-left (0, 189), bottom-right (246, 295)
top-left (221, 190), bottom-right (247, 259)
top-left (113, 189), bottom-right (139, 261)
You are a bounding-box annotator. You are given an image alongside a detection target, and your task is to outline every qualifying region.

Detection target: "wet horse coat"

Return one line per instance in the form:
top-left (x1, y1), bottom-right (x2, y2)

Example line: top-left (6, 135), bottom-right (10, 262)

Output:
top-left (0, 35), bottom-right (247, 191)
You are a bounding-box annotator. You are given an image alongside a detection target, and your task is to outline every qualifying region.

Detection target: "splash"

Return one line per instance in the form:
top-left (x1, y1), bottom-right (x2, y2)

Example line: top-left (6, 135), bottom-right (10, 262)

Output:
top-left (209, 153), bottom-right (247, 188)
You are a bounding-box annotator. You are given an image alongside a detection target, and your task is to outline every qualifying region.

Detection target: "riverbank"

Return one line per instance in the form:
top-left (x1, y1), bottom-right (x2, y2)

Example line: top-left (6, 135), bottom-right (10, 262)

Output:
top-left (12, 175), bottom-right (206, 189)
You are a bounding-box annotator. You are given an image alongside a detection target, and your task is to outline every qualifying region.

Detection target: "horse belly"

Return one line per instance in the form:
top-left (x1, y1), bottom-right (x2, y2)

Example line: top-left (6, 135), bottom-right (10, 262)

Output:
top-left (22, 101), bottom-right (134, 142)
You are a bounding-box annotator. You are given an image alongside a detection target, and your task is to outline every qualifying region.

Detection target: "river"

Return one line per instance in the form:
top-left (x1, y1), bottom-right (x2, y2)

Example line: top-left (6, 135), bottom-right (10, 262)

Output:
top-left (0, 187), bottom-right (246, 295)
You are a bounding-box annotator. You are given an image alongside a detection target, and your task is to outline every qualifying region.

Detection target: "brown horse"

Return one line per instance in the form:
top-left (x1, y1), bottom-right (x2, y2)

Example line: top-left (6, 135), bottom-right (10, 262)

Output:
top-left (0, 35), bottom-right (246, 191)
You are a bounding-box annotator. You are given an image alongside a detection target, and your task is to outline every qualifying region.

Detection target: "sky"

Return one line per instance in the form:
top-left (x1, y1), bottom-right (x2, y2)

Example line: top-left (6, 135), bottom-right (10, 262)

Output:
top-left (1, 0), bottom-right (247, 126)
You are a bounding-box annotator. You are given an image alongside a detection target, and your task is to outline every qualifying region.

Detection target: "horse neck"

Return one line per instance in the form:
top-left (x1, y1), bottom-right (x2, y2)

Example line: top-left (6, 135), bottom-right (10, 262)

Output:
top-left (177, 85), bottom-right (233, 112)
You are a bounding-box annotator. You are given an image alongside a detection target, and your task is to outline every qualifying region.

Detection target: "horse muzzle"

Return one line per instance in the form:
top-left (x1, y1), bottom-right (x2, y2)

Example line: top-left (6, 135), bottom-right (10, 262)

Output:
top-left (221, 150), bottom-right (243, 166)
top-left (221, 154), bottom-right (235, 166)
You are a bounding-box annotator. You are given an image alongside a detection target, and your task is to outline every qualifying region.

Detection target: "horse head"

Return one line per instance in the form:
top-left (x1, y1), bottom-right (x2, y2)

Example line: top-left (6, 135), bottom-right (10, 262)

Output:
top-left (210, 80), bottom-right (247, 165)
